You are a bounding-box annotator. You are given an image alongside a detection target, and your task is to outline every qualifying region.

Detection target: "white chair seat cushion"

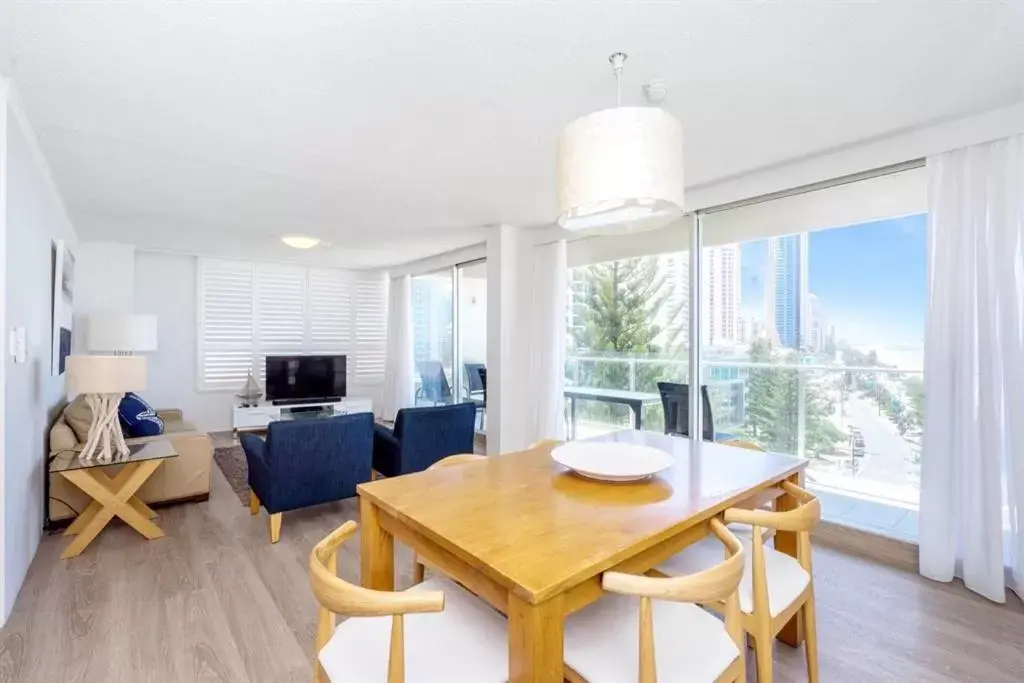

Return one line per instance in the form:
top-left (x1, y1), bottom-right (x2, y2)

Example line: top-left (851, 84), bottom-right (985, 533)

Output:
top-left (318, 578), bottom-right (508, 682)
top-left (564, 593), bottom-right (740, 683)
top-left (726, 522), bottom-right (756, 537)
top-left (656, 536), bottom-right (810, 618)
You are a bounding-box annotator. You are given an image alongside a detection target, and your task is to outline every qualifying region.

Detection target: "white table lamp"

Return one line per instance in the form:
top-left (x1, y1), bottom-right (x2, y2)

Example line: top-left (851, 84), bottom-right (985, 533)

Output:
top-left (66, 355), bottom-right (147, 462)
top-left (86, 313), bottom-right (158, 354)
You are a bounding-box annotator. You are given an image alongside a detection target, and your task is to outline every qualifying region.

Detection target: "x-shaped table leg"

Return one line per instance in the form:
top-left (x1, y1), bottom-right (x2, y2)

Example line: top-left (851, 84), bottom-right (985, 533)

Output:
top-left (60, 460), bottom-right (166, 559)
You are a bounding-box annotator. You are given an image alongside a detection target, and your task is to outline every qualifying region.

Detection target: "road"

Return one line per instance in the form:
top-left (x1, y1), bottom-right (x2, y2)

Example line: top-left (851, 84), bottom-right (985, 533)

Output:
top-left (834, 394), bottom-right (919, 489)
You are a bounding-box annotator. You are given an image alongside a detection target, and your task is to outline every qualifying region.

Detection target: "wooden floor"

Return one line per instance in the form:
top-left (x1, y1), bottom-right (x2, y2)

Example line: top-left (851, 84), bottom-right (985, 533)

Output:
top-left (1, 466), bottom-right (1023, 683)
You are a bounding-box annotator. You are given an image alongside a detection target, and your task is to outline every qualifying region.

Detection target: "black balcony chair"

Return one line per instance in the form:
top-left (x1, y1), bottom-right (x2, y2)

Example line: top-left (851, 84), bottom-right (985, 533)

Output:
top-left (416, 361), bottom-right (452, 406)
top-left (657, 382), bottom-right (715, 442)
top-left (464, 363), bottom-right (487, 430)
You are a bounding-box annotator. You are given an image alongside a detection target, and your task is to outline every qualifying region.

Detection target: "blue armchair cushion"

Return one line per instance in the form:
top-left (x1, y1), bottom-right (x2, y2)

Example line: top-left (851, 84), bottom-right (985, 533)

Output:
top-left (118, 392), bottom-right (164, 437)
top-left (373, 402), bottom-right (477, 477)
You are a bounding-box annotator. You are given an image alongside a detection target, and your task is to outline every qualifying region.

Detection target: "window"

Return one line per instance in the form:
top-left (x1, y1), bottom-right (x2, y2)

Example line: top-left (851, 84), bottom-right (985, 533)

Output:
top-left (410, 260), bottom-right (488, 424)
top-left (565, 219), bottom-right (694, 437)
top-left (197, 258), bottom-right (385, 391)
top-left (411, 269), bottom-right (454, 405)
top-left (700, 167), bottom-right (927, 522)
top-left (561, 167), bottom-right (927, 537)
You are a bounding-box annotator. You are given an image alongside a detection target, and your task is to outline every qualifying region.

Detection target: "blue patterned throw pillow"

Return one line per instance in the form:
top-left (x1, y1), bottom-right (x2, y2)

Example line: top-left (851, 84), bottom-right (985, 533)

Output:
top-left (118, 392), bottom-right (165, 437)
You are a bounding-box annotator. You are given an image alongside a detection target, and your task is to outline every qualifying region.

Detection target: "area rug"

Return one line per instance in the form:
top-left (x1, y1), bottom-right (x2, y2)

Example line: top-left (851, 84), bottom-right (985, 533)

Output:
top-left (213, 444), bottom-right (251, 506)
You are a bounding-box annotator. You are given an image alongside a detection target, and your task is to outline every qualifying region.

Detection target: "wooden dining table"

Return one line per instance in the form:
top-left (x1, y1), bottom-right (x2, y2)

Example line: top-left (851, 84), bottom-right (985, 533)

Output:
top-left (357, 429), bottom-right (808, 683)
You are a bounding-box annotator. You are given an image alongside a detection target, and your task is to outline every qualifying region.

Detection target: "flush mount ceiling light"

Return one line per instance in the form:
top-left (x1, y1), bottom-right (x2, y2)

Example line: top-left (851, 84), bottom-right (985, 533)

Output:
top-left (557, 52), bottom-right (685, 235)
top-left (281, 235), bottom-right (321, 249)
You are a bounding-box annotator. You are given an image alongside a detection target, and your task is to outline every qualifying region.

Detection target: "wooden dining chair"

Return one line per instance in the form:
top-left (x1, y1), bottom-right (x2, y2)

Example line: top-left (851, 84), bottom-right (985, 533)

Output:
top-left (309, 520), bottom-right (508, 683)
top-left (653, 481), bottom-right (822, 683)
top-left (720, 439), bottom-right (774, 540)
top-left (562, 518), bottom-right (747, 683)
top-left (411, 453), bottom-right (486, 584)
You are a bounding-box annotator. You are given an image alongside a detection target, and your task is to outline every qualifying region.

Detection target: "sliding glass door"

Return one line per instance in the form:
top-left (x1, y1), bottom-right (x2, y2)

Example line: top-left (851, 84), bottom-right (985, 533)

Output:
top-left (411, 269), bottom-right (454, 406)
top-left (699, 167), bottom-right (927, 518)
top-left (560, 166), bottom-right (927, 532)
top-left (410, 260), bottom-right (488, 432)
top-left (565, 219), bottom-right (694, 438)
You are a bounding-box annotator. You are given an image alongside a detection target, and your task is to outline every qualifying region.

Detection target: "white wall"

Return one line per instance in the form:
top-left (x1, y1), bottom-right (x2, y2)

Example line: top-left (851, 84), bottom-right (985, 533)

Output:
top-left (134, 251), bottom-right (237, 431)
top-left (134, 251), bottom-right (385, 432)
top-left (1, 84), bottom-right (77, 625)
top-left (73, 241), bottom-right (136, 349)
top-left (458, 276), bottom-right (487, 364)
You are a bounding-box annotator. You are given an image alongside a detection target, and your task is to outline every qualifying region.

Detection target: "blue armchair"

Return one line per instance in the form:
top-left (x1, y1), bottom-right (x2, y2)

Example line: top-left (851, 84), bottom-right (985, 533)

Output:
top-left (240, 412), bottom-right (373, 543)
top-left (373, 403), bottom-right (476, 477)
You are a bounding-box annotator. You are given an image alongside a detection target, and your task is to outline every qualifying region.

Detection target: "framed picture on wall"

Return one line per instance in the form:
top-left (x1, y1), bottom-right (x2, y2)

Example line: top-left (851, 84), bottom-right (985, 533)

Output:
top-left (51, 238), bottom-right (75, 376)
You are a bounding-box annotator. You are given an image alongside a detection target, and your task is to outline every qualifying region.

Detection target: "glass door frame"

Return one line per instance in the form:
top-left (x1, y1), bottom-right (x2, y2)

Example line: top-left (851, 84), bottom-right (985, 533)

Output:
top-left (452, 257), bottom-right (487, 405)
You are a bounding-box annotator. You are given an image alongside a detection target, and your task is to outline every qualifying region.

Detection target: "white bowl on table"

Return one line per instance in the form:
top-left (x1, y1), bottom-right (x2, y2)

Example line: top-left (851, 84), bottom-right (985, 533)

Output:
top-left (551, 441), bottom-right (674, 482)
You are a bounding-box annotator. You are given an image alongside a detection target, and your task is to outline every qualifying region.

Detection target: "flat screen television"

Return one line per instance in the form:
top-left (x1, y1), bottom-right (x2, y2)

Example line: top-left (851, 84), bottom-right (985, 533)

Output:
top-left (265, 355), bottom-right (347, 405)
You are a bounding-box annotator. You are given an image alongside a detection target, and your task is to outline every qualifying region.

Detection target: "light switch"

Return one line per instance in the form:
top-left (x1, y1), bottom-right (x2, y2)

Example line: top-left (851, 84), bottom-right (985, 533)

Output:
top-left (9, 326), bottom-right (27, 363)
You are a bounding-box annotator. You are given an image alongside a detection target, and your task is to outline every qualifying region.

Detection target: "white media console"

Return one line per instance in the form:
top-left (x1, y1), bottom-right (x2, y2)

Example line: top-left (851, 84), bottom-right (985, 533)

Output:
top-left (232, 397), bottom-right (373, 432)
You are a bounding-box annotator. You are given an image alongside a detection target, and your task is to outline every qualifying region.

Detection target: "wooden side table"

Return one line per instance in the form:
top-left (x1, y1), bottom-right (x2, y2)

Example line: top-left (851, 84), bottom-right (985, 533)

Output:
top-left (50, 440), bottom-right (179, 559)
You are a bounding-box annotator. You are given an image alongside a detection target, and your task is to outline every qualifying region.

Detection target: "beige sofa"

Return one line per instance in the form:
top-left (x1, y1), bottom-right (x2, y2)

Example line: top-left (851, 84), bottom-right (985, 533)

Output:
top-left (48, 401), bottom-right (213, 522)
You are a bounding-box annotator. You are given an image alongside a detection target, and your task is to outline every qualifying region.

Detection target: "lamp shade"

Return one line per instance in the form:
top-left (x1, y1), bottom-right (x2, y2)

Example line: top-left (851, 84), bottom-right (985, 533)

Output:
top-left (557, 106), bottom-right (685, 235)
top-left (66, 355), bottom-right (147, 395)
top-left (86, 314), bottom-right (158, 352)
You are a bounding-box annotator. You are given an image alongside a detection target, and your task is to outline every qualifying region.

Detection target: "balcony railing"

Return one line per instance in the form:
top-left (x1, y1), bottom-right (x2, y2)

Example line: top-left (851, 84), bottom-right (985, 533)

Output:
top-left (565, 353), bottom-right (923, 506)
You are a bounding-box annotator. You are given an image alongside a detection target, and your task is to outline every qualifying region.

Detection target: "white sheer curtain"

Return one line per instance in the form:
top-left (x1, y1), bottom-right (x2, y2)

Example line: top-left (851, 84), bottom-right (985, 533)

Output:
top-left (523, 239), bottom-right (568, 444)
top-left (381, 275), bottom-right (415, 421)
top-left (920, 134), bottom-right (1024, 602)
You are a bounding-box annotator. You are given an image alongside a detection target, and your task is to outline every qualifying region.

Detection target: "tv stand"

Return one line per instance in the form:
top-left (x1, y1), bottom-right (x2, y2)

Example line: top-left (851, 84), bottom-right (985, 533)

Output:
top-left (232, 397), bottom-right (373, 433)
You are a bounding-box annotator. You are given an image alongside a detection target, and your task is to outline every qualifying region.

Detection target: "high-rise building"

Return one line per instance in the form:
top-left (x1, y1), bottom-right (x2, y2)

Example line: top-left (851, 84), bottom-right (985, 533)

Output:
top-left (567, 269), bottom-right (591, 349)
top-left (806, 293), bottom-right (830, 353)
top-left (701, 245), bottom-right (741, 346)
top-left (765, 233), bottom-right (808, 349)
top-left (410, 276), bottom-right (452, 364)
top-left (657, 252), bottom-right (690, 348)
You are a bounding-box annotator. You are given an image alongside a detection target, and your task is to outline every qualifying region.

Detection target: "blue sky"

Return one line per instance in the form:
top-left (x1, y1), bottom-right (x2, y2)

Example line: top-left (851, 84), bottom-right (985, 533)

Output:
top-left (739, 214), bottom-right (928, 347)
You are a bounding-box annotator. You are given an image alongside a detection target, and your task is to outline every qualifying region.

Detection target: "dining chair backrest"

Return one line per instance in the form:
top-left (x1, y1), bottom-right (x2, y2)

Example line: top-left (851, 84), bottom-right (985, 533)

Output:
top-left (310, 521), bottom-right (446, 683)
top-left (657, 382), bottom-right (715, 441)
top-left (723, 439), bottom-right (766, 452)
top-left (416, 360), bottom-right (452, 403)
top-left (429, 453), bottom-right (485, 469)
top-left (601, 518), bottom-right (746, 683)
top-left (724, 481), bottom-right (821, 613)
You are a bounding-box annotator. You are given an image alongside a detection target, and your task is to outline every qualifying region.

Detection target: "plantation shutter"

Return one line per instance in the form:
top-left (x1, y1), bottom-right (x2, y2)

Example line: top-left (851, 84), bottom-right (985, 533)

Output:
top-left (198, 259), bottom-right (256, 390)
top-left (354, 276), bottom-right (387, 382)
top-left (307, 269), bottom-right (352, 355)
top-left (198, 259), bottom-right (376, 391)
top-left (255, 264), bottom-right (307, 382)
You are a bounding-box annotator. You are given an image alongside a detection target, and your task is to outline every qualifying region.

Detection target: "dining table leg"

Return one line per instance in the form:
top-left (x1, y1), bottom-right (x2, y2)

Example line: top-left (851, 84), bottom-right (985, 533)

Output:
top-left (508, 592), bottom-right (564, 683)
top-left (774, 471), bottom-right (805, 647)
top-left (359, 495), bottom-right (395, 591)
top-left (631, 400), bottom-right (643, 430)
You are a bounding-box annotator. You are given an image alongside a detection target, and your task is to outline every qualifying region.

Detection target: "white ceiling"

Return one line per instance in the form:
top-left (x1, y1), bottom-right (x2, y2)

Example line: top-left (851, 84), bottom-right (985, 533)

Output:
top-left (1, 1), bottom-right (1022, 269)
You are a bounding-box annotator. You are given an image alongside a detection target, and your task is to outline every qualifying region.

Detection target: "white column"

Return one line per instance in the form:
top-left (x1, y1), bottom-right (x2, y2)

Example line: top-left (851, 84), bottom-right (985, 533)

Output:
top-left (486, 224), bottom-right (523, 454)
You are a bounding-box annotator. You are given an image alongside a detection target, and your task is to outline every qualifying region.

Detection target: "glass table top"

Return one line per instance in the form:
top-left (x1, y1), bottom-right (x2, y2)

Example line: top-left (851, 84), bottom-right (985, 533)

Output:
top-left (50, 439), bottom-right (179, 473)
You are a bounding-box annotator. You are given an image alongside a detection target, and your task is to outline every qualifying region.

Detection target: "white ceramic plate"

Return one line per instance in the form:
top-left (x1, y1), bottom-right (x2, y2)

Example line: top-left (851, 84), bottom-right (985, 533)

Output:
top-left (551, 442), bottom-right (674, 482)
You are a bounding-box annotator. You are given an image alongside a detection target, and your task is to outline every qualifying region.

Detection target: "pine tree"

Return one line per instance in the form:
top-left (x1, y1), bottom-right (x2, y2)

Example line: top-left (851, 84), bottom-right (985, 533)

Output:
top-left (743, 339), bottom-right (779, 442)
top-left (572, 257), bottom-right (680, 427)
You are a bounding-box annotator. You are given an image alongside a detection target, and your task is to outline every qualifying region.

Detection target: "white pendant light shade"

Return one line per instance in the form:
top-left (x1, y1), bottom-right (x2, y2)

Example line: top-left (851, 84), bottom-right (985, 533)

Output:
top-left (557, 106), bottom-right (685, 235)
